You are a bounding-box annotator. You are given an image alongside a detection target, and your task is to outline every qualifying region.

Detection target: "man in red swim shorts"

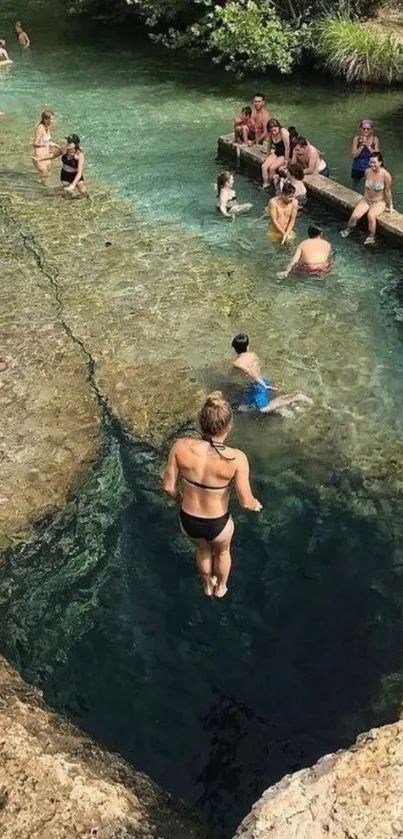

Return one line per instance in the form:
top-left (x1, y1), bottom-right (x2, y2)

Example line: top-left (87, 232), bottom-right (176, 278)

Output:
top-left (277, 225), bottom-right (332, 279)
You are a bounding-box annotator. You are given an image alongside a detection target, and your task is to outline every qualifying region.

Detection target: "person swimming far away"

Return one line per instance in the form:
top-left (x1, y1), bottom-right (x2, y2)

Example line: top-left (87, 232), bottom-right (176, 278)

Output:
top-left (162, 391), bottom-right (262, 598)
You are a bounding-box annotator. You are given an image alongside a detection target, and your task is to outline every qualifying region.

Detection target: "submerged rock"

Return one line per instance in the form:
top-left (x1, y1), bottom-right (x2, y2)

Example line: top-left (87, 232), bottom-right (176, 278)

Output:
top-left (0, 654), bottom-right (214, 839)
top-left (234, 721), bottom-right (403, 839)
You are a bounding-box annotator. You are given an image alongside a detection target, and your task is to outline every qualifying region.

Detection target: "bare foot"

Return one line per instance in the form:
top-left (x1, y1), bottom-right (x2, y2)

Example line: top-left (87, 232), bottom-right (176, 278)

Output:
top-left (364, 235), bottom-right (375, 245)
top-left (214, 583), bottom-right (228, 598)
top-left (203, 576), bottom-right (216, 597)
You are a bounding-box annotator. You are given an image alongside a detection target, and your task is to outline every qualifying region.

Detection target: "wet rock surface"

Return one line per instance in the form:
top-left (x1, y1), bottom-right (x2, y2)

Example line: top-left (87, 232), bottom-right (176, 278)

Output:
top-left (0, 654), bottom-right (214, 839)
top-left (234, 722), bottom-right (403, 839)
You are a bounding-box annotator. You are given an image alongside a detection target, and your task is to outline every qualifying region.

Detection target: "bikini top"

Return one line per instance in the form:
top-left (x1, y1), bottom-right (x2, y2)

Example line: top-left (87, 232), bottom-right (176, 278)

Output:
top-left (38, 129), bottom-right (51, 146)
top-left (365, 178), bottom-right (384, 191)
top-left (271, 137), bottom-right (285, 156)
top-left (62, 152), bottom-right (79, 169)
top-left (180, 435), bottom-right (235, 490)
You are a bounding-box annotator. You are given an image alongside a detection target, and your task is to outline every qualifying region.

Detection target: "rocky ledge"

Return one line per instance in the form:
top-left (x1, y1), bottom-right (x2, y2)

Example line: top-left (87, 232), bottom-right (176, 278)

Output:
top-left (234, 721), bottom-right (403, 839)
top-left (0, 655), bottom-right (213, 839)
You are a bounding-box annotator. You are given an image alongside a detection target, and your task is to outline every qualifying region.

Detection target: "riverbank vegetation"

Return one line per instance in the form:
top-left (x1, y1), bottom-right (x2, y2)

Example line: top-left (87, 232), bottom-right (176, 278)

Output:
top-left (68, 0), bottom-right (403, 83)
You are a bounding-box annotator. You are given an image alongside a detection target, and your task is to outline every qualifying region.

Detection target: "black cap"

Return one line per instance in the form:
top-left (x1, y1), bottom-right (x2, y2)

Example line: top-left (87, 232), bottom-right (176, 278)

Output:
top-left (66, 133), bottom-right (80, 146)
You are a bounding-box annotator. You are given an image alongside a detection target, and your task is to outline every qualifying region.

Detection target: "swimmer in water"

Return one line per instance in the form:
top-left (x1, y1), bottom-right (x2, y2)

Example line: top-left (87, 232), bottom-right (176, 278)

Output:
top-left (216, 171), bottom-right (252, 217)
top-left (44, 134), bottom-right (88, 196)
top-left (32, 110), bottom-right (59, 179)
top-left (162, 391), bottom-right (262, 598)
top-left (232, 334), bottom-right (312, 415)
top-left (0, 40), bottom-right (13, 66)
top-left (277, 225), bottom-right (332, 279)
top-left (15, 22), bottom-right (30, 49)
top-left (267, 182), bottom-right (298, 244)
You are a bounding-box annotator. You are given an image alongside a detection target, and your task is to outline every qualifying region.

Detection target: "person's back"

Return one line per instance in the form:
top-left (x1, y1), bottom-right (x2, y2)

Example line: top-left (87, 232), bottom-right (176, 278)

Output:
top-left (233, 349), bottom-right (262, 383)
top-left (300, 237), bottom-right (331, 264)
top-left (174, 436), bottom-right (237, 518)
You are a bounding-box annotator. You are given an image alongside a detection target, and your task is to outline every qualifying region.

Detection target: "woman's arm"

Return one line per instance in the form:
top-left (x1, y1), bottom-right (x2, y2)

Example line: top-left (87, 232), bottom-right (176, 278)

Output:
top-left (384, 171), bottom-right (393, 211)
top-left (373, 135), bottom-right (380, 152)
top-left (162, 442), bottom-right (181, 502)
top-left (33, 125), bottom-right (44, 148)
top-left (64, 152), bottom-right (85, 191)
top-left (351, 136), bottom-right (363, 158)
top-left (234, 451), bottom-right (262, 511)
top-left (282, 128), bottom-right (290, 163)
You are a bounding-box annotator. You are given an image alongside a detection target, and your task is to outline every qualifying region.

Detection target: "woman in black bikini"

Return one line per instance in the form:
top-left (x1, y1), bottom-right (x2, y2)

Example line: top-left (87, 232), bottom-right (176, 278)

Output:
top-left (162, 391), bottom-right (262, 598)
top-left (44, 133), bottom-right (87, 196)
top-left (261, 119), bottom-right (290, 188)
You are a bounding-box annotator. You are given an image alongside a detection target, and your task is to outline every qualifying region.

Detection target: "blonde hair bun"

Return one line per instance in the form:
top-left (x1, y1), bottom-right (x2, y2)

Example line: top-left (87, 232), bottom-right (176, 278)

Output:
top-left (199, 391), bottom-right (233, 437)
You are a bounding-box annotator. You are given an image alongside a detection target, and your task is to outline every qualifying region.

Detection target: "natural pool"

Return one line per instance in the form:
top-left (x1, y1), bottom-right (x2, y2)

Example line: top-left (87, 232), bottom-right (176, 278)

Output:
top-left (2, 6), bottom-right (403, 836)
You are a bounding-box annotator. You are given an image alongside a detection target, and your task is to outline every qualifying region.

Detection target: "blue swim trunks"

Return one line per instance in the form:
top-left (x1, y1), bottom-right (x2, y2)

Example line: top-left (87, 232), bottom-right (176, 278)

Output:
top-left (240, 377), bottom-right (272, 410)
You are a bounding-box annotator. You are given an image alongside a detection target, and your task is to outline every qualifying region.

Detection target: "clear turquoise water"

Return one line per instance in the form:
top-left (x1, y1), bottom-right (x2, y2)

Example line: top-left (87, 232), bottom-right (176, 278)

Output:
top-left (2, 10), bottom-right (403, 836)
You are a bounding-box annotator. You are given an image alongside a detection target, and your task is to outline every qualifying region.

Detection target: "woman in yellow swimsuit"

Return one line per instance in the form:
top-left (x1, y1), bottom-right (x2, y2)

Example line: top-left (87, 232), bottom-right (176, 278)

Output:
top-left (341, 152), bottom-right (393, 245)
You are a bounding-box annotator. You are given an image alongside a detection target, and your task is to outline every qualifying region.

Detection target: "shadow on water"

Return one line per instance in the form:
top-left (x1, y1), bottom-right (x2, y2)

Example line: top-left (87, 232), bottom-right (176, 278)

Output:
top-left (0, 417), bottom-right (403, 835)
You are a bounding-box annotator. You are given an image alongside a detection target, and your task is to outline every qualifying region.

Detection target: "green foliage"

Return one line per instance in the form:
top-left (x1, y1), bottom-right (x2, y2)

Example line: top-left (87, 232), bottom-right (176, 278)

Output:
top-left (150, 0), bottom-right (310, 75)
top-left (314, 15), bottom-right (403, 83)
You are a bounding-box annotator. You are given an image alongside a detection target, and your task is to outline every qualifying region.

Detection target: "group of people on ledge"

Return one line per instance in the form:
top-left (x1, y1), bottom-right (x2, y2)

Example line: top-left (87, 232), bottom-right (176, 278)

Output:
top-left (216, 92), bottom-right (394, 265)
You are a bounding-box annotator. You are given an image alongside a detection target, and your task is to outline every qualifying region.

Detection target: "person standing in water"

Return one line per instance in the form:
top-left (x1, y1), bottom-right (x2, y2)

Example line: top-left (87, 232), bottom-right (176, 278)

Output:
top-left (232, 334), bottom-right (312, 415)
top-left (341, 152), bottom-right (393, 245)
top-left (350, 118), bottom-right (379, 189)
top-left (15, 22), bottom-right (30, 48)
top-left (267, 182), bottom-right (298, 244)
top-left (0, 40), bottom-right (13, 66)
top-left (162, 391), bottom-right (262, 598)
top-left (32, 110), bottom-right (58, 179)
top-left (216, 171), bottom-right (252, 217)
top-left (44, 134), bottom-right (88, 196)
top-left (277, 225), bottom-right (332, 279)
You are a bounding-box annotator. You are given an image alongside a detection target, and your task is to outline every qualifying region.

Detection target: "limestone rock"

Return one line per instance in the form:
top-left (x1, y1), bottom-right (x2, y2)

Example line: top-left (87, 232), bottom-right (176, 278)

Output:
top-left (234, 722), bottom-right (403, 839)
top-left (0, 655), bottom-right (213, 839)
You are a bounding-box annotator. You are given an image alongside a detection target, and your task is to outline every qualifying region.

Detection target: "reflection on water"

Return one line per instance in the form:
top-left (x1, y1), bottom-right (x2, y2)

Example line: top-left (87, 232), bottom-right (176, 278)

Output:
top-left (1, 16), bottom-right (403, 838)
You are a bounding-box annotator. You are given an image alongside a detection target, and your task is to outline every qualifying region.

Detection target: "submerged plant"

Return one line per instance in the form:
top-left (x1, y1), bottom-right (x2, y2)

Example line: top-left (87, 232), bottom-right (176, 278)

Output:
top-left (314, 16), bottom-right (403, 84)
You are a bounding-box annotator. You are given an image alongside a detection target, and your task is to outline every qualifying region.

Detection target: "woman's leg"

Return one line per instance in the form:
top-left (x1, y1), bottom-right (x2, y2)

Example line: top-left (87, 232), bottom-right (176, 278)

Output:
top-left (211, 516), bottom-right (235, 598)
top-left (366, 200), bottom-right (385, 242)
top-left (261, 154), bottom-right (276, 187)
top-left (32, 157), bottom-right (50, 178)
top-left (268, 156), bottom-right (285, 179)
top-left (76, 180), bottom-right (88, 197)
top-left (341, 199), bottom-right (369, 236)
top-left (193, 538), bottom-right (215, 595)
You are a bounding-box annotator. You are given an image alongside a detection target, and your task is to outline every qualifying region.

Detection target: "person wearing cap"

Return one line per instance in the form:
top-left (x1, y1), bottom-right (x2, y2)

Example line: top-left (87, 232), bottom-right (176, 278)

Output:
top-left (351, 119), bottom-right (379, 189)
top-left (44, 134), bottom-right (87, 196)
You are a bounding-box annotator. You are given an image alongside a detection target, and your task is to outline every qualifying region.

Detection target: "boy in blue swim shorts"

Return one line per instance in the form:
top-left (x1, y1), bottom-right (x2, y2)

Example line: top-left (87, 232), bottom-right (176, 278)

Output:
top-left (232, 334), bottom-right (313, 415)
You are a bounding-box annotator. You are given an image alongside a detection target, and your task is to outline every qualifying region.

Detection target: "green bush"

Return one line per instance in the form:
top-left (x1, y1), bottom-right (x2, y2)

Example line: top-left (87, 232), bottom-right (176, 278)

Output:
top-left (314, 16), bottom-right (403, 84)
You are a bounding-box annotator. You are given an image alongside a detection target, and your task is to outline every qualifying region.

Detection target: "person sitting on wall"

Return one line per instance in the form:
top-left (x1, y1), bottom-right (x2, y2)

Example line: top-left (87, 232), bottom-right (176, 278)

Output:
top-left (274, 162), bottom-right (307, 207)
top-left (233, 106), bottom-right (256, 145)
top-left (341, 151), bottom-right (393, 245)
top-left (261, 119), bottom-right (290, 188)
top-left (277, 225), bottom-right (332, 278)
top-left (291, 136), bottom-right (329, 177)
top-left (250, 93), bottom-right (272, 144)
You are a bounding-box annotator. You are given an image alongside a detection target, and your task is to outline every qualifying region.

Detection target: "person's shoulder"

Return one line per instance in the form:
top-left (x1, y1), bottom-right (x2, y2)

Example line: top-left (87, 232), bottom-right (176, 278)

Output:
top-left (383, 168), bottom-right (392, 180)
top-left (230, 447), bottom-right (249, 466)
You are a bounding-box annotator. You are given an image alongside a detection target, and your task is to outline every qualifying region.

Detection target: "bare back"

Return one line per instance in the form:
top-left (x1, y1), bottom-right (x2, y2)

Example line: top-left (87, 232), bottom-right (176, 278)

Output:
top-left (233, 350), bottom-right (263, 383)
top-left (299, 238), bottom-right (331, 266)
top-left (173, 437), bottom-right (239, 517)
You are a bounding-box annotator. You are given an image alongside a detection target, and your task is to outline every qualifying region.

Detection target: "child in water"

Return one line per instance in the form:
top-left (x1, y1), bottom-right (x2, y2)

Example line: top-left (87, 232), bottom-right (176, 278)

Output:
top-left (233, 106), bottom-right (256, 145)
top-left (232, 334), bottom-right (313, 417)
